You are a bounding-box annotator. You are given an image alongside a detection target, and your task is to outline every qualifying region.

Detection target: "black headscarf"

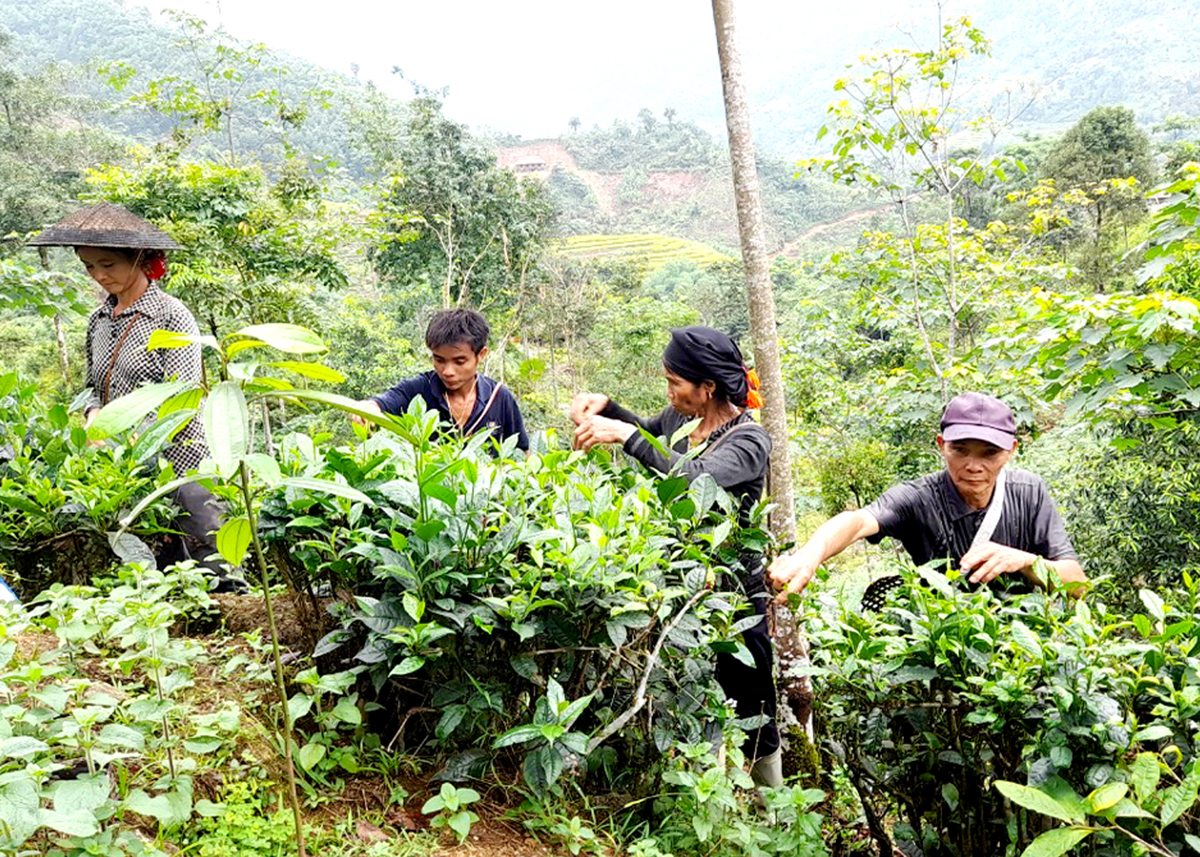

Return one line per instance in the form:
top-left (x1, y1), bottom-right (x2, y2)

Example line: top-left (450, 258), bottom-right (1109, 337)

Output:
top-left (662, 326), bottom-right (750, 406)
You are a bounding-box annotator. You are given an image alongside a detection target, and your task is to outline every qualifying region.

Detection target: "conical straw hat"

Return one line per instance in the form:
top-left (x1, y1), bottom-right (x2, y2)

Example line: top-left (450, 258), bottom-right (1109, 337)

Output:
top-left (28, 203), bottom-right (182, 250)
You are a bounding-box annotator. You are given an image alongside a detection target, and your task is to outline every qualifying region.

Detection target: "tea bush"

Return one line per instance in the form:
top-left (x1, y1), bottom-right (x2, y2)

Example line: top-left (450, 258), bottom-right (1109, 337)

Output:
top-left (802, 563), bottom-right (1200, 856)
top-left (261, 405), bottom-right (773, 797)
top-left (0, 372), bottom-right (178, 597)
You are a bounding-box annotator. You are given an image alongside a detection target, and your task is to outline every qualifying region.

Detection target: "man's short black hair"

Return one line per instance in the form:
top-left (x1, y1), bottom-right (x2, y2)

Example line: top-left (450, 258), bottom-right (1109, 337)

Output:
top-left (425, 308), bottom-right (489, 354)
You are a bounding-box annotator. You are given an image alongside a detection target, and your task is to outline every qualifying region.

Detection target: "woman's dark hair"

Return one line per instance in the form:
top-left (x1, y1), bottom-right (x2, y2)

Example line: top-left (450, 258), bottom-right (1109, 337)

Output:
top-left (662, 326), bottom-right (750, 406)
top-left (425, 308), bottom-right (489, 354)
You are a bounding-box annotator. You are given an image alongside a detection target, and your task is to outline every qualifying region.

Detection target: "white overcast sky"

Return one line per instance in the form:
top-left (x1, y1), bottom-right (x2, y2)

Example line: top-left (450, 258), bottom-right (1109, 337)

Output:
top-left (131, 0), bottom-right (922, 137)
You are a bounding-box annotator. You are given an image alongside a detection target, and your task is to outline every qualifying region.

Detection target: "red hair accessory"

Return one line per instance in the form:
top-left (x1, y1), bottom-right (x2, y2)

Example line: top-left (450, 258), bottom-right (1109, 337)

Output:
top-left (744, 366), bottom-right (763, 410)
top-left (143, 255), bottom-right (167, 281)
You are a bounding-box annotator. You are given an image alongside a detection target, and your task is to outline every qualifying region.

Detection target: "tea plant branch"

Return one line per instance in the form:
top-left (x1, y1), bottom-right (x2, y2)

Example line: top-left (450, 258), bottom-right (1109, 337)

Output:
top-left (238, 458), bottom-right (307, 857)
top-left (585, 589), bottom-right (706, 756)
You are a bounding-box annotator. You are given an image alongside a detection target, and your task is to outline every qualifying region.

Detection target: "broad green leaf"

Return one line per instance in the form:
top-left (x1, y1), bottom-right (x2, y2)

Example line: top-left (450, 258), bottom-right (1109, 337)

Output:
top-left (669, 418), bottom-right (702, 448)
top-left (1131, 752), bottom-right (1160, 803)
top-left (1085, 782), bottom-right (1126, 813)
top-left (157, 387), bottom-right (204, 417)
top-left (226, 338), bottom-right (268, 359)
top-left (0, 737), bottom-right (48, 759)
top-left (493, 724), bottom-right (542, 748)
top-left (203, 381), bottom-right (249, 475)
top-left (1139, 589), bottom-right (1165, 622)
top-left (90, 381), bottom-right (190, 435)
top-left (1010, 621), bottom-right (1042, 658)
top-left (389, 656), bottom-right (425, 677)
top-left (41, 808), bottom-right (100, 837)
top-left (297, 743), bottom-right (326, 771)
top-left (330, 698), bottom-right (362, 726)
top-left (243, 453), bottom-right (282, 486)
top-left (1160, 771), bottom-right (1200, 827)
top-left (266, 361), bottom-right (345, 382)
top-left (994, 781), bottom-right (1085, 824)
top-left (129, 410), bottom-right (196, 462)
top-left (215, 518), bottom-right (252, 567)
top-left (402, 592), bottom-right (424, 622)
top-left (182, 735), bottom-right (223, 754)
top-left (287, 693), bottom-right (313, 723)
top-left (1020, 827), bottom-right (1093, 857)
top-left (146, 329), bottom-right (218, 351)
top-left (1132, 724), bottom-right (1173, 742)
top-left (0, 779), bottom-right (40, 847)
top-left (281, 477), bottom-right (373, 506)
top-left (236, 323), bottom-right (326, 354)
top-left (119, 472), bottom-right (216, 530)
top-left (98, 723), bottom-right (145, 752)
top-left (448, 809), bottom-right (476, 842)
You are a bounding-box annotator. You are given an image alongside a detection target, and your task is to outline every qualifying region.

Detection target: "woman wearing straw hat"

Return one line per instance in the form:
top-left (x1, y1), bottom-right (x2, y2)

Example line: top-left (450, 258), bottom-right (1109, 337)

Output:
top-left (30, 203), bottom-right (241, 589)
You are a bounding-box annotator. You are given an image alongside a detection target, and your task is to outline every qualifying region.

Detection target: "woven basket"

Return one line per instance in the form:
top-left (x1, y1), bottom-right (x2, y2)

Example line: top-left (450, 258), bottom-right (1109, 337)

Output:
top-left (28, 203), bottom-right (181, 250)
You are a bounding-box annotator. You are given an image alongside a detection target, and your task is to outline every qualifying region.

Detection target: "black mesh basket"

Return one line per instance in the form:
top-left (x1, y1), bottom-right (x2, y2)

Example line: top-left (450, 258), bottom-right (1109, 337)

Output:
top-left (860, 574), bottom-right (904, 612)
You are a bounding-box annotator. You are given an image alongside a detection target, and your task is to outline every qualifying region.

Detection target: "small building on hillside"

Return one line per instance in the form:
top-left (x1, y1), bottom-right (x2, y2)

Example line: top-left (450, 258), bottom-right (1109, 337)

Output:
top-left (514, 156), bottom-right (548, 174)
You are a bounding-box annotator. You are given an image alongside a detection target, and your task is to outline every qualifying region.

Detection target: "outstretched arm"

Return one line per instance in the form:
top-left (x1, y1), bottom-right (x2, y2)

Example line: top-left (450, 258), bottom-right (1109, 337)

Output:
top-left (768, 509), bottom-right (881, 603)
top-left (960, 543), bottom-right (1086, 596)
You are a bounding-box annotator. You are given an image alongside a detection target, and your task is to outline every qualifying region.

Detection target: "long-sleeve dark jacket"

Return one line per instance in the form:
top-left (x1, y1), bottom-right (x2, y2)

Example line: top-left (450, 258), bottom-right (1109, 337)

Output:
top-left (601, 400), bottom-right (772, 591)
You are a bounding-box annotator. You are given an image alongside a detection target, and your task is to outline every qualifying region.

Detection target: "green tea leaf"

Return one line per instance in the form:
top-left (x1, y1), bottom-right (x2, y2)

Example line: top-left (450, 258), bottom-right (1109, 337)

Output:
top-left (994, 781), bottom-right (1085, 824)
top-left (216, 518), bottom-right (252, 568)
top-left (90, 381), bottom-right (191, 436)
top-left (236, 323), bottom-right (327, 354)
top-left (266, 361), bottom-right (345, 382)
top-left (203, 381), bottom-right (249, 475)
top-left (1131, 752), bottom-right (1160, 803)
top-left (1020, 827), bottom-right (1093, 857)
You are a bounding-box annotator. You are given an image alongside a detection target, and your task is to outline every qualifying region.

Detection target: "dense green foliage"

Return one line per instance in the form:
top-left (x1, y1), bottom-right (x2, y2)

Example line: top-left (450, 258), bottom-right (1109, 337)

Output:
top-left (1, 3), bottom-right (1199, 855)
top-left (804, 564), bottom-right (1200, 856)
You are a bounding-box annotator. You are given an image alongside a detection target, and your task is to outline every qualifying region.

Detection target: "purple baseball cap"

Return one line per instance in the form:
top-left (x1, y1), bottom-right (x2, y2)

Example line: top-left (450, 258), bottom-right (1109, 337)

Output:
top-left (939, 393), bottom-right (1016, 450)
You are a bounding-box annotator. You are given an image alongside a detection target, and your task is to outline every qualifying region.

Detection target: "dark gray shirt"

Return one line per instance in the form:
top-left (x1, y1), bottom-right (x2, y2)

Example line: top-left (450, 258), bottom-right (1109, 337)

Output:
top-left (601, 401), bottom-right (772, 593)
top-left (865, 468), bottom-right (1077, 572)
top-left (600, 401), bottom-right (771, 513)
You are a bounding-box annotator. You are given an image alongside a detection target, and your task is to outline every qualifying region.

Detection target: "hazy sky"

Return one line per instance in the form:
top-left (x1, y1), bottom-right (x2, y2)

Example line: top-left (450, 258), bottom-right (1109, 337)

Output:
top-left (131, 0), bottom-right (920, 138)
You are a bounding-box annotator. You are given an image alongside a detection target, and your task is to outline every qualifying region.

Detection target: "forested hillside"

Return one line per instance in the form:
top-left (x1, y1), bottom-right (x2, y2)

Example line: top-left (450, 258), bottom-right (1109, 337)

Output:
top-left (0, 2), bottom-right (1199, 856)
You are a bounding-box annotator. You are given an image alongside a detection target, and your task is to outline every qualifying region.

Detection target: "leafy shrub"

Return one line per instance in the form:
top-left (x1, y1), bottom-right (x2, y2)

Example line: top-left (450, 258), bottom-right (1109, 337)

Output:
top-left (803, 563), bottom-right (1200, 856)
top-left (631, 737), bottom-right (827, 857)
top-left (263, 405), bottom-right (770, 797)
top-left (0, 372), bottom-right (177, 597)
top-left (0, 566), bottom-right (234, 855)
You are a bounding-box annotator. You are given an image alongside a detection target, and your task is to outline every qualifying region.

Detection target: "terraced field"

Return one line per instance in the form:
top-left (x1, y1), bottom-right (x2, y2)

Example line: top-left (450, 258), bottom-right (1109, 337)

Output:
top-left (557, 233), bottom-right (731, 272)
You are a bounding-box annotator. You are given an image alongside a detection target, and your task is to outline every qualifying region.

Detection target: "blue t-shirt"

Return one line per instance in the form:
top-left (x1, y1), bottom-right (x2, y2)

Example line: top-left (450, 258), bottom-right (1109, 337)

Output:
top-left (372, 371), bottom-right (529, 451)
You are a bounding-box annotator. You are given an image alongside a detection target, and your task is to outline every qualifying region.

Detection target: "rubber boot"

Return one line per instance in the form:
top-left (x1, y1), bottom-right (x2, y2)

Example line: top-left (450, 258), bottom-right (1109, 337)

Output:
top-left (750, 748), bottom-right (783, 788)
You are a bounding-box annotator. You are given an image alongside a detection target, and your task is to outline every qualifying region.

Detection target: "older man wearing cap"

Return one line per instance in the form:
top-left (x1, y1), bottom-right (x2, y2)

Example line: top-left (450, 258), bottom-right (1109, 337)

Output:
top-left (769, 392), bottom-right (1086, 602)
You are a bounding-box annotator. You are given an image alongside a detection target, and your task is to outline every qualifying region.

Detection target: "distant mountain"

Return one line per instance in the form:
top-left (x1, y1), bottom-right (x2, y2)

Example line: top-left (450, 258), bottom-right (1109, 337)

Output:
top-left (719, 0), bottom-right (1200, 155)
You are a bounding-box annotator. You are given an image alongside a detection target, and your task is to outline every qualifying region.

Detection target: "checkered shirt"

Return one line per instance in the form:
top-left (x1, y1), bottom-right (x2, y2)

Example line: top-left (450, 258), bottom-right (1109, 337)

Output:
top-left (84, 284), bottom-right (209, 472)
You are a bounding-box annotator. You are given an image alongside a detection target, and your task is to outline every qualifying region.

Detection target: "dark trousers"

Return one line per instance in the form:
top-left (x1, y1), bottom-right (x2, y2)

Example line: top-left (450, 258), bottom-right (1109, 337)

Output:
top-left (715, 594), bottom-right (780, 760)
top-left (155, 481), bottom-right (225, 574)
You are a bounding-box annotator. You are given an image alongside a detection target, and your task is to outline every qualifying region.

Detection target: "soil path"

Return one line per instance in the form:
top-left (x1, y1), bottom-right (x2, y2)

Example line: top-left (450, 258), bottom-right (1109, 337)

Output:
top-left (777, 204), bottom-right (893, 257)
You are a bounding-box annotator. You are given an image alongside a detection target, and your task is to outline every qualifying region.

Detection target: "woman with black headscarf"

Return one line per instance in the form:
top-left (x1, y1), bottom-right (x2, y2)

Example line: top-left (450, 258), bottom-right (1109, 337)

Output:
top-left (570, 325), bottom-right (781, 787)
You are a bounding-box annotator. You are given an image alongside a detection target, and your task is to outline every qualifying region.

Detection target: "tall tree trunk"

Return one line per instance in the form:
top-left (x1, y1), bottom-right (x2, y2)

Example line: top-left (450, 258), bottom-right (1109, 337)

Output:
top-left (710, 0), bottom-right (795, 541)
top-left (711, 0), bottom-right (813, 769)
top-left (38, 248), bottom-right (71, 384)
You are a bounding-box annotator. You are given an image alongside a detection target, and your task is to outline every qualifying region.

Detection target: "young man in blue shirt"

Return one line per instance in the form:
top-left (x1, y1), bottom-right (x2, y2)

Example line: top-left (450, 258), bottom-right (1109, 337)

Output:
top-left (353, 309), bottom-right (529, 452)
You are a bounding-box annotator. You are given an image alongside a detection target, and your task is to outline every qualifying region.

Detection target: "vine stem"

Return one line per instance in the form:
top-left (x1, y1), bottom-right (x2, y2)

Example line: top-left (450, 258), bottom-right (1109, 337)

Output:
top-left (239, 461), bottom-right (308, 857)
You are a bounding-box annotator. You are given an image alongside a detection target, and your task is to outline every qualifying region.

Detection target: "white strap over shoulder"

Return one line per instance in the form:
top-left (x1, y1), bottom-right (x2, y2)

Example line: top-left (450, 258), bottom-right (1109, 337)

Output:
top-left (969, 467), bottom-right (1007, 549)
